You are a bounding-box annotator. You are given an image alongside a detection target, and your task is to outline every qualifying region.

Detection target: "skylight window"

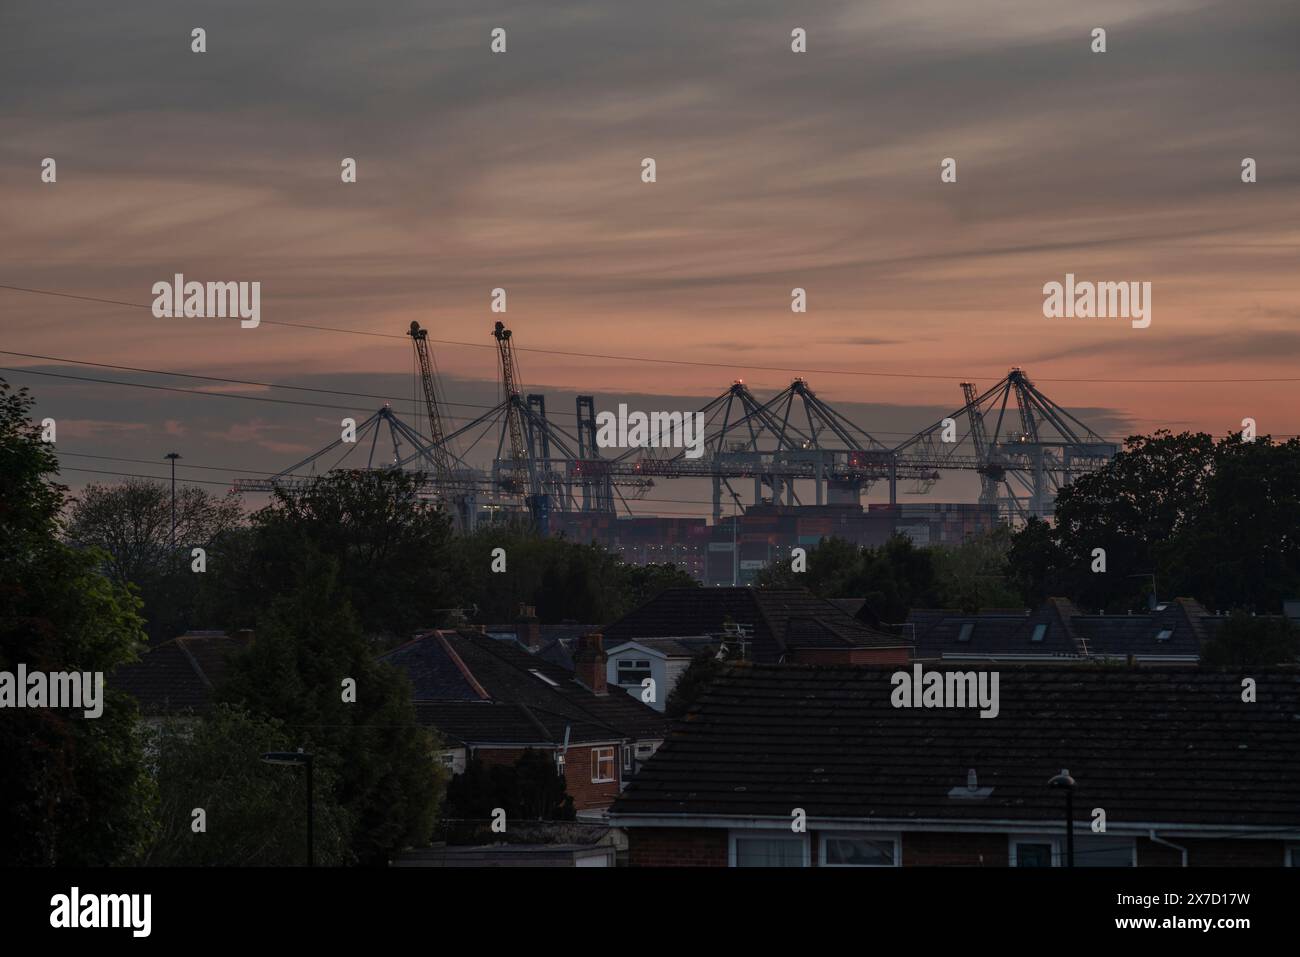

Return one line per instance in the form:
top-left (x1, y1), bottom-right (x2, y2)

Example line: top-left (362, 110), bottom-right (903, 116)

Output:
top-left (528, 669), bottom-right (558, 686)
top-left (1155, 629), bottom-right (1173, 642)
top-left (957, 623), bottom-right (974, 643)
top-left (1030, 624), bottom-right (1047, 643)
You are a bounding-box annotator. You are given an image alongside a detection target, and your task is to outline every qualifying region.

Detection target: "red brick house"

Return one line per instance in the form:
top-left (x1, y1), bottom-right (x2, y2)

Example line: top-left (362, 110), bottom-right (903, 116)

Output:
top-left (382, 629), bottom-right (666, 813)
top-left (611, 664), bottom-right (1300, 866)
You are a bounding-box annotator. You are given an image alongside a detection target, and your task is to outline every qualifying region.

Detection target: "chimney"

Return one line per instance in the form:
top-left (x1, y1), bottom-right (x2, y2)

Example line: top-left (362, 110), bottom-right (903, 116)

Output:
top-left (516, 604), bottom-right (541, 651)
top-left (573, 632), bottom-right (608, 695)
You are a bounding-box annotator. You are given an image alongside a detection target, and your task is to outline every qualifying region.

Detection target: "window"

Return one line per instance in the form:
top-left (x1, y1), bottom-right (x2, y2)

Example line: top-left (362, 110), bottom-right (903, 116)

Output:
top-left (1287, 845), bottom-right (1300, 867)
top-left (591, 747), bottom-right (615, 783)
top-left (440, 752), bottom-right (457, 771)
top-left (1030, 624), bottom-right (1047, 642)
top-left (634, 741), bottom-right (656, 759)
top-left (622, 745), bottom-right (633, 770)
top-left (729, 833), bottom-right (809, 867)
top-left (1011, 836), bottom-right (1135, 867)
top-left (616, 659), bottom-right (652, 685)
top-left (1012, 841), bottom-right (1055, 867)
top-left (1075, 835), bottom-right (1136, 867)
top-left (528, 668), bottom-right (558, 687)
top-left (957, 623), bottom-right (974, 642)
top-left (1155, 628), bottom-right (1173, 642)
top-left (555, 752), bottom-right (566, 774)
top-left (820, 834), bottom-right (899, 867)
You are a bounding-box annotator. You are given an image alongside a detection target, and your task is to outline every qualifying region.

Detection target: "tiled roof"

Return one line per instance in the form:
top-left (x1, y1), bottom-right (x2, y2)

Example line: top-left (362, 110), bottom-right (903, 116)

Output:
top-left (110, 632), bottom-right (247, 716)
top-left (603, 587), bottom-right (906, 662)
top-left (607, 636), bottom-right (720, 659)
top-left (612, 664), bottom-right (1300, 829)
top-left (383, 630), bottom-right (667, 745)
top-left (910, 598), bottom-right (1208, 660)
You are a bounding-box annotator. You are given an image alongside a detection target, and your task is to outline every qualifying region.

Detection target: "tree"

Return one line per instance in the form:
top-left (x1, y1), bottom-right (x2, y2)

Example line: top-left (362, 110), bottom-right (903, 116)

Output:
top-left (620, 562), bottom-right (699, 608)
top-left (1007, 431), bottom-right (1300, 613)
top-left (65, 479), bottom-right (243, 640)
top-left (859, 534), bottom-right (941, 622)
top-left (931, 526), bottom-right (1022, 612)
top-left (1201, 613), bottom-right (1300, 668)
top-left (665, 649), bottom-right (732, 719)
top-left (754, 536), bottom-right (868, 597)
top-left (0, 378), bottom-right (158, 865)
top-left (217, 552), bottom-right (445, 864)
top-left (147, 704), bottom-right (352, 866)
top-left (444, 750), bottom-right (575, 822)
top-left (210, 469), bottom-right (457, 642)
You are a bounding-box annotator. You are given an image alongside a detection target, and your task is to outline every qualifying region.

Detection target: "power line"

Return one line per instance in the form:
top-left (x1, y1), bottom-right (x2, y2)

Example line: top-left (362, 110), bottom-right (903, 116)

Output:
top-left (5, 282), bottom-right (1300, 384)
top-left (7, 351), bottom-right (1282, 442)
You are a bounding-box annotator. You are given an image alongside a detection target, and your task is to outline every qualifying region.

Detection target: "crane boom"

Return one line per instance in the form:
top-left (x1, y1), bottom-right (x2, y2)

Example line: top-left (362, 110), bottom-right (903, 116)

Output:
top-left (407, 321), bottom-right (456, 483)
top-left (493, 321), bottom-right (531, 475)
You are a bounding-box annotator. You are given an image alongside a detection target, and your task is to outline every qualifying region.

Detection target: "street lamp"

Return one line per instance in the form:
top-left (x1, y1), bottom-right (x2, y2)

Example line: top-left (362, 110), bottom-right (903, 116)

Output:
top-left (262, 750), bottom-right (314, 866)
top-left (164, 452), bottom-right (181, 547)
top-left (1048, 769), bottom-right (1076, 867)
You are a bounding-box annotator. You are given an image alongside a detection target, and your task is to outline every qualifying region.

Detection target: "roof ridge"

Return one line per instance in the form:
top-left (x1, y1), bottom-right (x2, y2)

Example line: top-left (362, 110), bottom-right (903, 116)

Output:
top-left (173, 636), bottom-right (213, 690)
top-left (436, 633), bottom-right (491, 700)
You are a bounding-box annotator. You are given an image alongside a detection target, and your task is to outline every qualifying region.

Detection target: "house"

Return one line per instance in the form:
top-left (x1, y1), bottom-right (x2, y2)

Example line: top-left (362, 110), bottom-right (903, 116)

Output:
top-left (109, 629), bottom-right (251, 723)
top-left (604, 636), bottom-right (722, 712)
top-left (611, 664), bottom-right (1300, 866)
top-left (908, 597), bottom-right (1213, 663)
top-left (381, 629), bottom-right (667, 813)
top-left (483, 605), bottom-right (602, 670)
top-left (602, 587), bottom-right (911, 665)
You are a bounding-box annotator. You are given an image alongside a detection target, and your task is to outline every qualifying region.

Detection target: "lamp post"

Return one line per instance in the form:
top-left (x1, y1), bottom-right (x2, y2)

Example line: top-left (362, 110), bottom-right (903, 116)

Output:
top-left (164, 452), bottom-right (181, 547)
top-left (1048, 769), bottom-right (1076, 867)
top-left (262, 750), bottom-right (314, 866)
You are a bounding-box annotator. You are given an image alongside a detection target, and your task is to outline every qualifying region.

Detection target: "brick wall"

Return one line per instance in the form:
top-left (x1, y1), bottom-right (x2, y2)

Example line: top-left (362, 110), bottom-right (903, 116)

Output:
top-left (902, 831), bottom-right (1008, 866)
top-left (468, 743), bottom-right (624, 811)
top-left (564, 743), bottom-right (623, 811)
top-left (628, 827), bottom-right (728, 867)
top-left (791, 647), bottom-right (911, 665)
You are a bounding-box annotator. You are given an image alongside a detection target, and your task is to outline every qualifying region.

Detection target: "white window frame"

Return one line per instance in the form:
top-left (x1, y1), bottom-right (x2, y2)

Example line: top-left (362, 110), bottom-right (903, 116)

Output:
top-left (622, 745), bottom-right (633, 771)
top-left (728, 830), bottom-right (811, 868)
top-left (591, 746), bottom-right (616, 783)
top-left (818, 832), bottom-right (901, 867)
top-left (616, 658), bottom-right (653, 685)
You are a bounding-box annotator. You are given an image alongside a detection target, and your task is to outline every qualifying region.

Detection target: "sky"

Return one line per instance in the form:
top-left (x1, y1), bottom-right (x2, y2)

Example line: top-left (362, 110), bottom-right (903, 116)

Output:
top-left (1, 0), bottom-right (1297, 516)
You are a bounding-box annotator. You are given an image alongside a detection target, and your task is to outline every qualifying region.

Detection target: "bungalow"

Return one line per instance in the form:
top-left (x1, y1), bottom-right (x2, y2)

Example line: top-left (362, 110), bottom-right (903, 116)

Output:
top-left (611, 664), bottom-right (1300, 866)
top-left (109, 629), bottom-right (251, 724)
top-left (381, 629), bottom-right (667, 813)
